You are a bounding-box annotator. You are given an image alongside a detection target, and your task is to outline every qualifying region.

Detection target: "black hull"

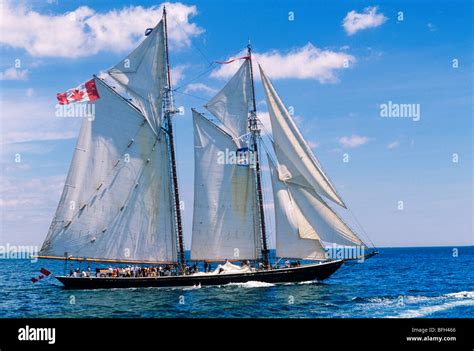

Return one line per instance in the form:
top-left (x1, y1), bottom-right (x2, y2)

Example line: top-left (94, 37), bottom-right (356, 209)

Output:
top-left (55, 260), bottom-right (343, 289)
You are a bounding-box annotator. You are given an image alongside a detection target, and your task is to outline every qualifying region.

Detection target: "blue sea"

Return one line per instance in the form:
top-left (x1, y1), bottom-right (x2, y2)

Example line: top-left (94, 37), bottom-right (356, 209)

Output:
top-left (1, 247), bottom-right (473, 318)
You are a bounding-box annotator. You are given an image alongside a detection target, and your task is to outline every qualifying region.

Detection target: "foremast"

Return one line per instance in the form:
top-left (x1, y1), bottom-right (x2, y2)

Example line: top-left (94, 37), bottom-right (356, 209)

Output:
top-left (162, 7), bottom-right (185, 271)
top-left (247, 44), bottom-right (269, 269)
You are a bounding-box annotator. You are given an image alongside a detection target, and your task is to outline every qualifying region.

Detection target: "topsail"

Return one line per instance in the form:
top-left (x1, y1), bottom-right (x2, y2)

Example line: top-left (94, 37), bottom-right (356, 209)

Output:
top-left (108, 21), bottom-right (167, 134)
top-left (204, 60), bottom-right (252, 144)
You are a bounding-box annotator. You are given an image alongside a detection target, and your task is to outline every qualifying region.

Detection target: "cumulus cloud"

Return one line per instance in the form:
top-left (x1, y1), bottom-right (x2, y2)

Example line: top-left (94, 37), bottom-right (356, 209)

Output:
top-left (0, 67), bottom-right (28, 80)
top-left (338, 135), bottom-right (370, 148)
top-left (343, 6), bottom-right (387, 36)
top-left (171, 65), bottom-right (187, 86)
top-left (211, 43), bottom-right (355, 83)
top-left (0, 1), bottom-right (204, 58)
top-left (183, 83), bottom-right (217, 95)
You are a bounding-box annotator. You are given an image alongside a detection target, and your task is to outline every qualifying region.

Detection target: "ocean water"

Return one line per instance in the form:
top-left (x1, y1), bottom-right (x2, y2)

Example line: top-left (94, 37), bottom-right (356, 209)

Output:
top-left (0, 247), bottom-right (473, 318)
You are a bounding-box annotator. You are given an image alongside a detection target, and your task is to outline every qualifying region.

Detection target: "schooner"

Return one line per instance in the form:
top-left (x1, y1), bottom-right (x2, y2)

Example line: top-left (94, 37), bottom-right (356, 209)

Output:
top-left (38, 8), bottom-right (376, 289)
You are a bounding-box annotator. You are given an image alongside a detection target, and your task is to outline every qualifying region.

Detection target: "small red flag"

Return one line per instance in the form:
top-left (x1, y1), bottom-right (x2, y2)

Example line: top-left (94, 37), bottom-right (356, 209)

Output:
top-left (31, 277), bottom-right (38, 283)
top-left (57, 79), bottom-right (100, 105)
top-left (40, 267), bottom-right (51, 276)
top-left (215, 56), bottom-right (250, 65)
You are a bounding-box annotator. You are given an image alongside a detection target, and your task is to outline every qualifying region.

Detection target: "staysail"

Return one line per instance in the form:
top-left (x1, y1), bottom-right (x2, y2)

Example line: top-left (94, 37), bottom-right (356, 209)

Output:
top-left (268, 157), bottom-right (327, 260)
top-left (108, 20), bottom-right (167, 134)
top-left (190, 110), bottom-right (258, 261)
top-left (40, 78), bottom-right (176, 263)
top-left (259, 65), bottom-right (367, 257)
top-left (259, 65), bottom-right (347, 208)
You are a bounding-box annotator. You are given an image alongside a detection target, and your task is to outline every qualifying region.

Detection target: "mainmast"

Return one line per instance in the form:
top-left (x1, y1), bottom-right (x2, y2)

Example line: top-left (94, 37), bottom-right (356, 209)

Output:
top-left (163, 7), bottom-right (185, 270)
top-left (247, 43), bottom-right (269, 269)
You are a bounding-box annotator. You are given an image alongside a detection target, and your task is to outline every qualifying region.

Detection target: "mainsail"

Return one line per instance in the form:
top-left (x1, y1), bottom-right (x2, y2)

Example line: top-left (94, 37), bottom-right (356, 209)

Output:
top-left (191, 110), bottom-right (258, 261)
top-left (40, 12), bottom-right (180, 264)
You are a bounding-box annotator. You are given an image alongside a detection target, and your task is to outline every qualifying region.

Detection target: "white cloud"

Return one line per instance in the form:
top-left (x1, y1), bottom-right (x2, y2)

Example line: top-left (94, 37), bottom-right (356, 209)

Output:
top-left (0, 96), bottom-right (80, 144)
top-left (170, 65), bottom-right (187, 86)
top-left (338, 135), bottom-right (370, 148)
top-left (0, 67), bottom-right (28, 80)
top-left (183, 83), bottom-right (217, 95)
top-left (387, 140), bottom-right (400, 149)
top-left (343, 6), bottom-right (387, 36)
top-left (211, 43), bottom-right (355, 83)
top-left (0, 2), bottom-right (204, 58)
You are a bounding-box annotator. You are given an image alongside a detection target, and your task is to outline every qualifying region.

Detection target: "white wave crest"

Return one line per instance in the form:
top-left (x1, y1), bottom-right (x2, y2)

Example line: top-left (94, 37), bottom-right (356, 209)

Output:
top-left (225, 281), bottom-right (275, 288)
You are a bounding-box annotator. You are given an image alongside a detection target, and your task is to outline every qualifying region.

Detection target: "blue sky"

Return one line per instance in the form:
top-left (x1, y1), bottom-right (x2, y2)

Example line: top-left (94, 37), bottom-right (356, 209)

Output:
top-left (0, 0), bottom-right (472, 249)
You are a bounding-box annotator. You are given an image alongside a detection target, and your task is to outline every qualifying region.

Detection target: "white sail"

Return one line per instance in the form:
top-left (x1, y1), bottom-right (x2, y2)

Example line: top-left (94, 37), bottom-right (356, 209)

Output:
top-left (40, 78), bottom-right (176, 263)
top-left (269, 158), bottom-right (327, 260)
top-left (108, 21), bottom-right (167, 133)
top-left (191, 110), bottom-right (258, 261)
top-left (259, 65), bottom-right (347, 208)
top-left (205, 60), bottom-right (252, 143)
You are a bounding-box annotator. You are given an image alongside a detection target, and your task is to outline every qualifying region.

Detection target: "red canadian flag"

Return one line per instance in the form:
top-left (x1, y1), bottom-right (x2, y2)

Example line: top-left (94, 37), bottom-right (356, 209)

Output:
top-left (40, 267), bottom-right (52, 276)
top-left (57, 79), bottom-right (100, 105)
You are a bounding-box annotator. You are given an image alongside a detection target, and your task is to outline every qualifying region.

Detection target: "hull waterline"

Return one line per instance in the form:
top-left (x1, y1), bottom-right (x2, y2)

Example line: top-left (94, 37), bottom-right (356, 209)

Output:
top-left (55, 260), bottom-right (344, 289)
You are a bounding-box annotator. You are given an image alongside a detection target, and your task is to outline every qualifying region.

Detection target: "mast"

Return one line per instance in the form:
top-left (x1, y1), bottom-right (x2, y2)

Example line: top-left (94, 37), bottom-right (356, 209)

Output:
top-left (247, 43), bottom-right (269, 269)
top-left (163, 6), bottom-right (185, 270)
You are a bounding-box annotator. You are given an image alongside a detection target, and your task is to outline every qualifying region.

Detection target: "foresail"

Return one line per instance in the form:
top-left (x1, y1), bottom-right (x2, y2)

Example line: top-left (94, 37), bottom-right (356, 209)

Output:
top-left (108, 21), bottom-right (167, 133)
top-left (40, 78), bottom-right (176, 263)
top-left (269, 155), bottom-right (365, 253)
top-left (269, 158), bottom-right (327, 260)
top-left (191, 110), bottom-right (258, 261)
top-left (205, 60), bottom-right (252, 143)
top-left (259, 65), bottom-right (346, 208)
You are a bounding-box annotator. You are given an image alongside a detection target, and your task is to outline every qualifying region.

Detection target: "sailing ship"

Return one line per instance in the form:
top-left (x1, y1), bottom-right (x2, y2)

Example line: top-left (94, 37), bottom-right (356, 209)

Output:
top-left (38, 8), bottom-right (377, 289)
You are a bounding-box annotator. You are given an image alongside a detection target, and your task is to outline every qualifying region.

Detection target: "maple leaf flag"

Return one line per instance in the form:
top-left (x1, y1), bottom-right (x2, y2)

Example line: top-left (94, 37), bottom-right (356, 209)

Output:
top-left (57, 79), bottom-right (100, 105)
top-left (40, 267), bottom-right (52, 276)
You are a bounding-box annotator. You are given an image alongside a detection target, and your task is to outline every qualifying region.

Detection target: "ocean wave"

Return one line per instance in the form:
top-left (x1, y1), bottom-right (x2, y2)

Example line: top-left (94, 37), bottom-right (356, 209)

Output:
top-left (182, 283), bottom-right (201, 291)
top-left (396, 299), bottom-right (474, 318)
top-left (225, 281), bottom-right (275, 288)
top-left (392, 291), bottom-right (474, 318)
top-left (445, 291), bottom-right (474, 299)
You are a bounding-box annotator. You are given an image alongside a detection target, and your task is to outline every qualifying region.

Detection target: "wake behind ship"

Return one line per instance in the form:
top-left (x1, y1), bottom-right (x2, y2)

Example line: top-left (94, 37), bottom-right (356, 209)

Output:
top-left (37, 7), bottom-right (376, 289)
